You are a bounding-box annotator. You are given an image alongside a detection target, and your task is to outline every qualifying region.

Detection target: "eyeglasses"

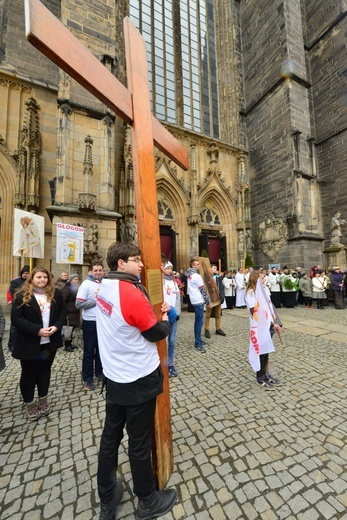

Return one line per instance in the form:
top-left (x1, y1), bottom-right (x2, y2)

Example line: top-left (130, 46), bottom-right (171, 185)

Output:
top-left (127, 257), bottom-right (142, 263)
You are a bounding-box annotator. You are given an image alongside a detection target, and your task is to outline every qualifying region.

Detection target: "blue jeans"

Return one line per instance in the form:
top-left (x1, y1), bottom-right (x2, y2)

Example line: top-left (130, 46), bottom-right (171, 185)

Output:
top-left (82, 320), bottom-right (102, 382)
top-left (167, 319), bottom-right (178, 366)
top-left (194, 304), bottom-right (204, 347)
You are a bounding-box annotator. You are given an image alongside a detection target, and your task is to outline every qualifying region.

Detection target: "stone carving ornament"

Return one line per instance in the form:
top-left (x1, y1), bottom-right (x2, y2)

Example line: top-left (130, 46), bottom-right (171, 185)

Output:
top-left (190, 228), bottom-right (198, 255)
top-left (258, 213), bottom-right (288, 261)
top-left (238, 230), bottom-right (244, 252)
top-left (125, 217), bottom-right (137, 244)
top-left (330, 211), bottom-right (346, 246)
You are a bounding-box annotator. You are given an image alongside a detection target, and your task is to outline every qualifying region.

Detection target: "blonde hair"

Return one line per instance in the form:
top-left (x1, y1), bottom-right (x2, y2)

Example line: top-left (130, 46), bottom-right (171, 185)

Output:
top-left (18, 267), bottom-right (55, 305)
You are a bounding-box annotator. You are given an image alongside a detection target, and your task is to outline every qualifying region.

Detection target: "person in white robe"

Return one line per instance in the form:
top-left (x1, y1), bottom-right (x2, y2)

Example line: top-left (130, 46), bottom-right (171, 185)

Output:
top-left (235, 268), bottom-right (247, 308)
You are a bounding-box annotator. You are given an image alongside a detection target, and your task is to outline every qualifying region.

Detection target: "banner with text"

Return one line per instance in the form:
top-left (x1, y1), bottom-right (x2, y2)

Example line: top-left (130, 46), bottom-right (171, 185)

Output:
top-left (56, 223), bottom-right (84, 264)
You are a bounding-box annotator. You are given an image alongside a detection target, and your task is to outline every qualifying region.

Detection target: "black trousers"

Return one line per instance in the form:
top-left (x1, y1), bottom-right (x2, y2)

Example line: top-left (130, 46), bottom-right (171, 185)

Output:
top-left (270, 292), bottom-right (281, 308)
top-left (303, 296), bottom-right (312, 306)
top-left (256, 353), bottom-right (269, 379)
top-left (20, 346), bottom-right (56, 402)
top-left (225, 296), bottom-right (234, 309)
top-left (98, 397), bottom-right (157, 502)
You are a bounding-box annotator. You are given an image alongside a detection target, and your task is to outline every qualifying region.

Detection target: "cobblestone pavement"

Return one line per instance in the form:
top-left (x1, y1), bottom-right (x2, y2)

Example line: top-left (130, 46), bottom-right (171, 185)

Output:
top-left (1, 304), bottom-right (347, 520)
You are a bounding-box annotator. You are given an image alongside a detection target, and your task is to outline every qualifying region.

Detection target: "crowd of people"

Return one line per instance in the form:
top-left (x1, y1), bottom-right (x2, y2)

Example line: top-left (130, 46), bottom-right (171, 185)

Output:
top-left (181, 263), bottom-right (346, 312)
top-left (2, 251), bottom-right (347, 520)
top-left (264, 264), bottom-right (347, 310)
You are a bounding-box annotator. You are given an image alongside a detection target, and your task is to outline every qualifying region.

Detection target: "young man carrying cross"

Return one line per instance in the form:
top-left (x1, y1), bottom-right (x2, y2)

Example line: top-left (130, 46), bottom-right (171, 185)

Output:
top-left (25, 0), bottom-right (189, 492)
top-left (96, 242), bottom-right (176, 520)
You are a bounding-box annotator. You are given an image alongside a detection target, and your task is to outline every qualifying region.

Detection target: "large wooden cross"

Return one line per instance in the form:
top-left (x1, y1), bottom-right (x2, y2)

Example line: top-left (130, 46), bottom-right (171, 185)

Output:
top-left (25, 0), bottom-right (189, 488)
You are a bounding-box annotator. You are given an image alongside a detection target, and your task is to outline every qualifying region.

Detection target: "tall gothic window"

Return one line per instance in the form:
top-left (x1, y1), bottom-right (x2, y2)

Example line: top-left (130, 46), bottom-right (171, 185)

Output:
top-left (129, 0), bottom-right (219, 137)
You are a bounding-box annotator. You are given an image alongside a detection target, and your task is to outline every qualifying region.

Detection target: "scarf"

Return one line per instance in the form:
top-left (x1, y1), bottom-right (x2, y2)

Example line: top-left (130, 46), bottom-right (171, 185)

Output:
top-left (106, 270), bottom-right (151, 301)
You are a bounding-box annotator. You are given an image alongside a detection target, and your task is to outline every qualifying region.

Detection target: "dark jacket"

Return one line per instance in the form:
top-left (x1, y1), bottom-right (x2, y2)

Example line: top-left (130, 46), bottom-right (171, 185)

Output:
top-left (214, 274), bottom-right (225, 302)
top-left (55, 277), bottom-right (68, 291)
top-left (9, 265), bottom-right (30, 297)
top-left (11, 289), bottom-right (67, 360)
top-left (330, 270), bottom-right (343, 291)
top-left (9, 276), bottom-right (26, 297)
top-left (0, 304), bottom-right (5, 340)
top-left (61, 281), bottom-right (80, 326)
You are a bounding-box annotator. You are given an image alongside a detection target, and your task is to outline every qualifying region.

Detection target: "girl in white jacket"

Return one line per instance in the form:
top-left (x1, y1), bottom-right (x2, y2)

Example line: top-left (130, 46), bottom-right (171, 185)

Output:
top-left (162, 261), bottom-right (181, 377)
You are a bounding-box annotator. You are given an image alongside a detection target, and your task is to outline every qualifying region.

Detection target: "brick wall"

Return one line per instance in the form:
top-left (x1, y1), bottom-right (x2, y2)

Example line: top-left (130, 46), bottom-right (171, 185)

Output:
top-left (305, 1), bottom-right (347, 251)
top-left (1, 0), bottom-right (60, 85)
top-left (240, 0), bottom-right (321, 267)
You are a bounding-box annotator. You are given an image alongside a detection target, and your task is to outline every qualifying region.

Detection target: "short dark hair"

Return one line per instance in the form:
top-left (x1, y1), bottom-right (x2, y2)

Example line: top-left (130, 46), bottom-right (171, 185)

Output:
top-left (107, 242), bottom-right (141, 270)
top-left (190, 257), bottom-right (199, 267)
top-left (90, 261), bottom-right (104, 270)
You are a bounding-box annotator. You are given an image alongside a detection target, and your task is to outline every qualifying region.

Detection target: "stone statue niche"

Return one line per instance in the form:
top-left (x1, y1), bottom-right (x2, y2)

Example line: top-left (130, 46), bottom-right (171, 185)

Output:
top-left (325, 211), bottom-right (347, 269)
top-left (330, 211), bottom-right (346, 247)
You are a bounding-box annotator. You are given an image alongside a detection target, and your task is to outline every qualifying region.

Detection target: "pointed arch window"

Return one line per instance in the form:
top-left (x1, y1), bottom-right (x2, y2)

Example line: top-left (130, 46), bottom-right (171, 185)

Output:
top-left (158, 200), bottom-right (174, 220)
top-left (200, 207), bottom-right (220, 225)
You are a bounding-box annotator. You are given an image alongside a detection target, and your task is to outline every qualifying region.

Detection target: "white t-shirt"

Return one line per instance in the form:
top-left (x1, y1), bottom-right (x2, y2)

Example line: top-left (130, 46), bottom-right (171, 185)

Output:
top-left (187, 271), bottom-right (204, 305)
top-left (34, 292), bottom-right (51, 344)
top-left (96, 279), bottom-right (160, 383)
top-left (76, 278), bottom-right (100, 320)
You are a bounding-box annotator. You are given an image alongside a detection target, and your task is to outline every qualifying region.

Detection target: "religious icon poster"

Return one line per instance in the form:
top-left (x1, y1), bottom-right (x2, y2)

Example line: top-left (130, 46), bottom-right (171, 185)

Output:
top-left (13, 209), bottom-right (45, 259)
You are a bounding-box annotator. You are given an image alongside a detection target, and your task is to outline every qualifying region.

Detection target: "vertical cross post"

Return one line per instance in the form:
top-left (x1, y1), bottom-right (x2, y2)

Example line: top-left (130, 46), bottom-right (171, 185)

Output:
top-left (24, 0), bottom-right (189, 489)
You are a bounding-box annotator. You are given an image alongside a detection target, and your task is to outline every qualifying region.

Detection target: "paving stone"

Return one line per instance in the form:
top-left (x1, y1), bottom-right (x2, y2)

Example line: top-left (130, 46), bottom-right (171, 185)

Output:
top-left (1, 307), bottom-right (347, 519)
top-left (316, 499), bottom-right (340, 518)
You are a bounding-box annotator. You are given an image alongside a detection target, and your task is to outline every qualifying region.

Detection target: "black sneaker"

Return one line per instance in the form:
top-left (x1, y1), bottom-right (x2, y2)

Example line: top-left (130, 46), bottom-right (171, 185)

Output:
top-left (99, 480), bottom-right (123, 520)
top-left (205, 330), bottom-right (211, 338)
top-left (266, 373), bottom-right (281, 386)
top-left (137, 489), bottom-right (176, 520)
top-left (216, 329), bottom-right (226, 336)
top-left (257, 378), bottom-right (276, 391)
top-left (194, 344), bottom-right (206, 353)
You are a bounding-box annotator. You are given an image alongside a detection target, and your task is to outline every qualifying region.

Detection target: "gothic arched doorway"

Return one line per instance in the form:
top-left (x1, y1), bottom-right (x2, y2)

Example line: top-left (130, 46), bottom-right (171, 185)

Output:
top-left (160, 225), bottom-right (176, 265)
top-left (198, 204), bottom-right (227, 271)
top-left (0, 150), bottom-right (17, 284)
top-left (199, 232), bottom-right (227, 271)
top-left (158, 198), bottom-right (177, 266)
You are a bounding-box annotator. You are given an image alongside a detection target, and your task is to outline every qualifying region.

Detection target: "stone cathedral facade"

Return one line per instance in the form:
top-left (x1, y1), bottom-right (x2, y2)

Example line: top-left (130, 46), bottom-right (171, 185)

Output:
top-left (0, 0), bottom-right (345, 285)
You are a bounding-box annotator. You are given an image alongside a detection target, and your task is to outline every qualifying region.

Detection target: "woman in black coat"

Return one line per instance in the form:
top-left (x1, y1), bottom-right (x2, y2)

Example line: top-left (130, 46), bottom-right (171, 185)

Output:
top-left (11, 267), bottom-right (67, 421)
top-left (61, 274), bottom-right (81, 351)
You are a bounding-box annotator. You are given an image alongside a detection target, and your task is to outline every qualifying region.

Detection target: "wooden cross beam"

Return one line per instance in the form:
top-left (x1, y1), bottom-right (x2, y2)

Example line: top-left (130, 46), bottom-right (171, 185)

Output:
top-left (24, 0), bottom-right (189, 489)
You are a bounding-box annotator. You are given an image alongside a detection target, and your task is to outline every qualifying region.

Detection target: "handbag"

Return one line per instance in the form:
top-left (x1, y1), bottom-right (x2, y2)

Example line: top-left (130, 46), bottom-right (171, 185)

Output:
top-left (61, 318), bottom-right (74, 341)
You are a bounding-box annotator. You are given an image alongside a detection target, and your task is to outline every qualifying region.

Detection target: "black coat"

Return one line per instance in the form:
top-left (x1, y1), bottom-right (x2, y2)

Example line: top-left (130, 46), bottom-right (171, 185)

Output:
top-left (9, 276), bottom-right (26, 297)
top-left (61, 282), bottom-right (80, 326)
top-left (11, 289), bottom-right (67, 360)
